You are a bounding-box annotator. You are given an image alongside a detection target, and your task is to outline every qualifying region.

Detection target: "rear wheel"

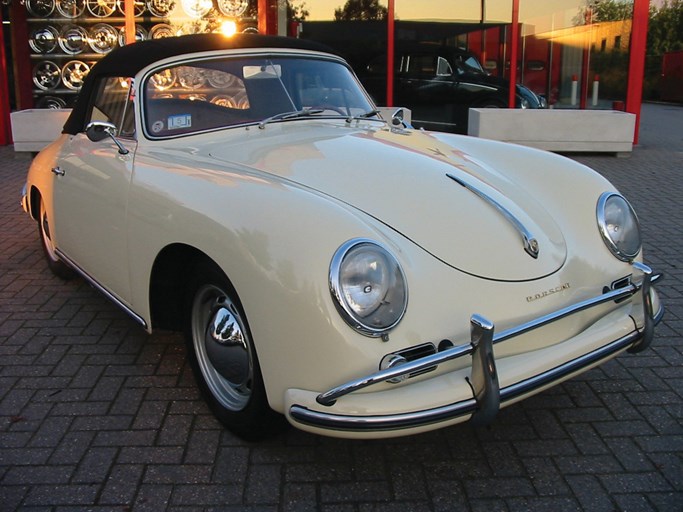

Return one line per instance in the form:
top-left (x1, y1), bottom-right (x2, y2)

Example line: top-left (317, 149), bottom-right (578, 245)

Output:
top-left (38, 199), bottom-right (75, 279)
top-left (185, 264), bottom-right (287, 440)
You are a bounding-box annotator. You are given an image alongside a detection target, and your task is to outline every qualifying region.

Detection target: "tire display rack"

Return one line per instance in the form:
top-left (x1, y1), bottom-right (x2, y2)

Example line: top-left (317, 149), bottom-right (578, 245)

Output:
top-left (25, 0), bottom-right (252, 109)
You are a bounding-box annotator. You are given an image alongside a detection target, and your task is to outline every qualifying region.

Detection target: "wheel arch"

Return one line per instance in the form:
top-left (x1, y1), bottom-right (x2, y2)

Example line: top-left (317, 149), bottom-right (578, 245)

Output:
top-left (28, 185), bottom-right (42, 221)
top-left (149, 243), bottom-right (240, 331)
top-left (475, 96), bottom-right (506, 108)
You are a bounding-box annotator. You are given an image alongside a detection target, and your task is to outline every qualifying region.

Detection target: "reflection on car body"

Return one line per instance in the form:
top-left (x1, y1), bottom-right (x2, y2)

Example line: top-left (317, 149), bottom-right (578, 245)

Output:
top-left (360, 43), bottom-right (546, 133)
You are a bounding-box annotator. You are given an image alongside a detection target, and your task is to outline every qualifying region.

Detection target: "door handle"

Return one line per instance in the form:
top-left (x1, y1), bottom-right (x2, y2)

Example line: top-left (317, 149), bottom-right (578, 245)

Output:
top-left (51, 167), bottom-right (65, 176)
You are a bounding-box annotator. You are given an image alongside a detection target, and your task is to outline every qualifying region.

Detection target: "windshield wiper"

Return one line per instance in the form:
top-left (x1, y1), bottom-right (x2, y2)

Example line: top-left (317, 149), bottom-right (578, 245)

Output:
top-left (258, 108), bottom-right (324, 129)
top-left (346, 109), bottom-right (380, 122)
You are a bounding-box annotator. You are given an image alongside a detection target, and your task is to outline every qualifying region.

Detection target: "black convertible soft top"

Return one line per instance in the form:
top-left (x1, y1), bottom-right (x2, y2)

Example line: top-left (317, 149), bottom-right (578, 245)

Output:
top-left (63, 33), bottom-right (336, 135)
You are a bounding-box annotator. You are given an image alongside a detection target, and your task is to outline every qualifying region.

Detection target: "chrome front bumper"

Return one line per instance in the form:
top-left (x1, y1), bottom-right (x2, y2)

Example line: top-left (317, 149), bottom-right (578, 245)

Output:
top-left (289, 262), bottom-right (663, 433)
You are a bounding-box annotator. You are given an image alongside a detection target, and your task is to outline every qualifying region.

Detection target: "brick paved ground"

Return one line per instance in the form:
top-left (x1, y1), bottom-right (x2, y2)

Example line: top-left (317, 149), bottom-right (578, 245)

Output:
top-left (0, 103), bottom-right (681, 511)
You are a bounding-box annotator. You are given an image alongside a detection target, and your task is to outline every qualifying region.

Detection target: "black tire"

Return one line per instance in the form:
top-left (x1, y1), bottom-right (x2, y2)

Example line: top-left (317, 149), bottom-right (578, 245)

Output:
top-left (478, 101), bottom-right (505, 108)
top-left (38, 199), bottom-right (75, 280)
top-left (184, 263), bottom-right (287, 441)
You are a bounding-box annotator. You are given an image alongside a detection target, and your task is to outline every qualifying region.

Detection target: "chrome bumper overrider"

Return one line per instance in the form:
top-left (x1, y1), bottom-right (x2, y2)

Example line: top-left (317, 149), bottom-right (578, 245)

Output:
top-left (290, 262), bottom-right (663, 433)
top-left (21, 184), bottom-right (29, 214)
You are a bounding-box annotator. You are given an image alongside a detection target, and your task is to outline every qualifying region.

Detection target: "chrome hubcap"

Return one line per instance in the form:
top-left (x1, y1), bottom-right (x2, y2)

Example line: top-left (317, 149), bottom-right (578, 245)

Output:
top-left (206, 302), bottom-right (250, 386)
top-left (192, 285), bottom-right (253, 411)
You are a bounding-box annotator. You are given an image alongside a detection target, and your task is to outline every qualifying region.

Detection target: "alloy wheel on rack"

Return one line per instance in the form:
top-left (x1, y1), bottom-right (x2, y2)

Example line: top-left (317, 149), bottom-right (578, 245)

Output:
top-left (147, 0), bottom-right (175, 18)
top-left (87, 0), bottom-right (117, 17)
top-left (216, 0), bottom-right (247, 17)
top-left (89, 23), bottom-right (118, 53)
top-left (36, 96), bottom-right (68, 108)
top-left (117, 25), bottom-right (148, 46)
top-left (61, 60), bottom-right (91, 90)
top-left (56, 0), bottom-right (85, 18)
top-left (58, 25), bottom-right (88, 54)
top-left (149, 23), bottom-right (175, 38)
top-left (25, 0), bottom-right (56, 18)
top-left (32, 61), bottom-right (62, 91)
top-left (180, 0), bottom-right (212, 18)
top-left (29, 26), bottom-right (59, 54)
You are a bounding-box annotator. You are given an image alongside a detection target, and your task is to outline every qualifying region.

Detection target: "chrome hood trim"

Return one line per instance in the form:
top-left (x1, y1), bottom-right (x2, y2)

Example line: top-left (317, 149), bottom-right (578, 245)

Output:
top-left (447, 173), bottom-right (539, 259)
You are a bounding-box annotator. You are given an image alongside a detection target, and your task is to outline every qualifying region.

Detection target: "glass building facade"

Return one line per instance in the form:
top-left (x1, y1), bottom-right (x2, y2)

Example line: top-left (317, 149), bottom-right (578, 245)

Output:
top-left (0, 0), bottom-right (654, 144)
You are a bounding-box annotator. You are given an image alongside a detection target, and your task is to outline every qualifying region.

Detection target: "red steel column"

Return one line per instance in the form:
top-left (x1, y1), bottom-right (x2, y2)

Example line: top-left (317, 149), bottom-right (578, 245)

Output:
top-left (0, 9), bottom-right (11, 145)
top-left (386, 0), bottom-right (394, 107)
top-left (626, 0), bottom-right (649, 145)
top-left (258, 0), bottom-right (278, 35)
top-left (10, 2), bottom-right (33, 110)
top-left (579, 8), bottom-right (593, 109)
top-left (508, 0), bottom-right (519, 108)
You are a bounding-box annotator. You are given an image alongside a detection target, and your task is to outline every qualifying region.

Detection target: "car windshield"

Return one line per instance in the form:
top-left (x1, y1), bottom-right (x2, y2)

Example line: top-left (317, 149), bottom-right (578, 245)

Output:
top-left (143, 55), bottom-right (375, 137)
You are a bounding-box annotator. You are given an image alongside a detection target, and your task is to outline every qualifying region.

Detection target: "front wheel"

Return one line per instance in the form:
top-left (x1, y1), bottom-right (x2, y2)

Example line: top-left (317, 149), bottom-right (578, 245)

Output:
top-left (38, 199), bottom-right (75, 279)
top-left (477, 100), bottom-right (505, 108)
top-left (185, 264), bottom-right (287, 440)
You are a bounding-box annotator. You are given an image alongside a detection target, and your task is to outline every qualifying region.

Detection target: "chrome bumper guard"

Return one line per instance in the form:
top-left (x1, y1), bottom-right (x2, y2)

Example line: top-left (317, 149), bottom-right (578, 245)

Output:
top-left (21, 184), bottom-right (29, 214)
top-left (290, 262), bottom-right (663, 432)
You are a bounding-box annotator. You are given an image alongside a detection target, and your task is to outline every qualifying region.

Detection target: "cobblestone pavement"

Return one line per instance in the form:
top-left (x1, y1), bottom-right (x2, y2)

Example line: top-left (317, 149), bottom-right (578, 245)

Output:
top-left (1, 103), bottom-right (681, 511)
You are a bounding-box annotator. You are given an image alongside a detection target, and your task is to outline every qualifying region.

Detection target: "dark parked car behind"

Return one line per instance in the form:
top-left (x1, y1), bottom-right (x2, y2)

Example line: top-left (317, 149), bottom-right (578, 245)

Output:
top-left (360, 44), bottom-right (546, 133)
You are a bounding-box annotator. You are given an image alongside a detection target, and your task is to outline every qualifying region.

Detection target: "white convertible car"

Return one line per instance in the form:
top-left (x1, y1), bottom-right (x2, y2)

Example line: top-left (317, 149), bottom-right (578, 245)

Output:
top-left (22, 33), bottom-right (663, 440)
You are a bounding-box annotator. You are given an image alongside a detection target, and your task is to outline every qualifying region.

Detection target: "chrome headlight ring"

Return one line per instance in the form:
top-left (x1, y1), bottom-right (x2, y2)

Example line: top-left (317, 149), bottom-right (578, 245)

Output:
top-left (330, 239), bottom-right (408, 337)
top-left (597, 192), bottom-right (642, 262)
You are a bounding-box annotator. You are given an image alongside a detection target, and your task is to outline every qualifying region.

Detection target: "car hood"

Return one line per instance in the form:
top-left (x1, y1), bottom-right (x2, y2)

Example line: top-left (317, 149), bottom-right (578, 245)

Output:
top-left (208, 122), bottom-right (567, 281)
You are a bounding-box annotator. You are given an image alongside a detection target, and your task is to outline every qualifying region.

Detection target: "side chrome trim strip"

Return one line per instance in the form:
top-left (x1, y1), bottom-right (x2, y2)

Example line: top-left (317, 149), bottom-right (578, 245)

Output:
top-left (447, 173), bottom-right (540, 258)
top-left (55, 249), bottom-right (147, 329)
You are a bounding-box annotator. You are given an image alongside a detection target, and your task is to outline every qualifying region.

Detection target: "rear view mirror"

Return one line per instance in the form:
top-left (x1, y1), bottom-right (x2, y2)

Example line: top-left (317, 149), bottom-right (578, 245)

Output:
top-left (243, 64), bottom-right (282, 79)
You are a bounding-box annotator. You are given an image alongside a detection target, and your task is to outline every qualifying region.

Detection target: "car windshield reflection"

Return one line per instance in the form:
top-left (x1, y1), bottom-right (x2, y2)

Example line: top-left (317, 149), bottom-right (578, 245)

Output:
top-left (143, 56), bottom-right (375, 137)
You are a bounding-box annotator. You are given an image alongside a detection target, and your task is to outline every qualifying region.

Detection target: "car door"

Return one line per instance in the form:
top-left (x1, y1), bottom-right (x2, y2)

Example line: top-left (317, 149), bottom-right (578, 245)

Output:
top-left (452, 54), bottom-right (506, 107)
top-left (52, 76), bottom-right (137, 303)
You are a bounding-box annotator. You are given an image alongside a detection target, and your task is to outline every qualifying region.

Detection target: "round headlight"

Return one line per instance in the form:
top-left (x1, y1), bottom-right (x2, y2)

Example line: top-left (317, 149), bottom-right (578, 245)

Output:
top-left (597, 192), bottom-right (641, 262)
top-left (330, 239), bottom-right (408, 337)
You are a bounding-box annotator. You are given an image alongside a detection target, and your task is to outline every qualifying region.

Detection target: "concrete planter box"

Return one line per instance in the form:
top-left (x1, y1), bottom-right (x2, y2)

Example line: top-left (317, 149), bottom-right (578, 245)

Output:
top-left (11, 109), bottom-right (71, 152)
top-left (467, 108), bottom-right (636, 153)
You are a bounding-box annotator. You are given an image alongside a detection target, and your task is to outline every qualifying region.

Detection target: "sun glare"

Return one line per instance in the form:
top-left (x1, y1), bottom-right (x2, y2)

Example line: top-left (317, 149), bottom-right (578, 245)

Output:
top-left (220, 20), bottom-right (238, 37)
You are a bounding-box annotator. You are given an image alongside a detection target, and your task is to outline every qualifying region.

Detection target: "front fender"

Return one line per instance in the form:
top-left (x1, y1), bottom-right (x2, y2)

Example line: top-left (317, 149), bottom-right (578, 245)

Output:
top-left (126, 148), bottom-right (415, 411)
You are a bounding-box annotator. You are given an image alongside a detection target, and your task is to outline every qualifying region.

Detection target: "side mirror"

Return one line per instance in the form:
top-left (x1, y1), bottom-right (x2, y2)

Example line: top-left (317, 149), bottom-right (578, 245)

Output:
top-left (391, 108), bottom-right (404, 126)
top-left (85, 121), bottom-right (116, 142)
top-left (391, 108), bottom-right (413, 130)
top-left (85, 121), bottom-right (129, 155)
